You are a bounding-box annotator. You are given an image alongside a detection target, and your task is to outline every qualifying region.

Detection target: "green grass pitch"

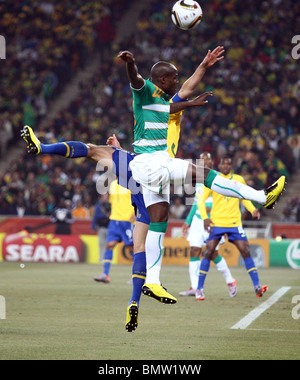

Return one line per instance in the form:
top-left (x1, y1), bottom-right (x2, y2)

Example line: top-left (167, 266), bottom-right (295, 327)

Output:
top-left (0, 262), bottom-right (299, 360)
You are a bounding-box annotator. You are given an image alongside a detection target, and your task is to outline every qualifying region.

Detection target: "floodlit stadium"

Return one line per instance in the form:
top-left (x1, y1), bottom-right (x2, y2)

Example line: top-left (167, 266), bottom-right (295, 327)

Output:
top-left (0, 0), bottom-right (299, 362)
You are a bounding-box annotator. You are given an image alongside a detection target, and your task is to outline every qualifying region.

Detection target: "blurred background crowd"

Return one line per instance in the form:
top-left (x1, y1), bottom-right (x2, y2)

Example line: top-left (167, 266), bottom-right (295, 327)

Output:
top-left (0, 0), bottom-right (299, 221)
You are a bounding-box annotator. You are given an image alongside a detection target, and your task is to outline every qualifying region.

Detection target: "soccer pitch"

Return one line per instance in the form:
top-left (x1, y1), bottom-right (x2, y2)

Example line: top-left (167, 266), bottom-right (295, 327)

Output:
top-left (0, 262), bottom-right (299, 360)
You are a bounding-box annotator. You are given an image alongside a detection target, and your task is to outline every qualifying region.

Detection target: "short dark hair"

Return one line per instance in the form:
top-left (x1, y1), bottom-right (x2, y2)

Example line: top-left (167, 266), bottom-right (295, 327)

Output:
top-left (219, 156), bottom-right (232, 164)
top-left (200, 152), bottom-right (212, 159)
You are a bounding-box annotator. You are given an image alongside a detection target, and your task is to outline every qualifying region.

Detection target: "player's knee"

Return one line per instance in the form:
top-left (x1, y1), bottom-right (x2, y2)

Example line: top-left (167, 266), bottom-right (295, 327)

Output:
top-left (240, 249), bottom-right (251, 259)
top-left (191, 247), bottom-right (201, 258)
top-left (106, 241), bottom-right (117, 250)
top-left (147, 202), bottom-right (169, 223)
top-left (86, 144), bottom-right (97, 158)
top-left (238, 242), bottom-right (250, 259)
top-left (203, 249), bottom-right (214, 260)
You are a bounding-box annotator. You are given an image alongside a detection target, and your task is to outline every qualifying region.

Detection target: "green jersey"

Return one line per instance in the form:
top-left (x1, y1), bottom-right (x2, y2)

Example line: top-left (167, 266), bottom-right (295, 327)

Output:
top-left (131, 79), bottom-right (170, 154)
top-left (185, 183), bottom-right (213, 225)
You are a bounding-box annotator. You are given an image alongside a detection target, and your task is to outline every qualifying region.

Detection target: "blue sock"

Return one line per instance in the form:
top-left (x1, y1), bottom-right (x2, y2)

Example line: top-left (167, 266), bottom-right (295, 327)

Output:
top-left (244, 257), bottom-right (260, 288)
top-left (197, 258), bottom-right (210, 289)
top-left (129, 251), bottom-right (146, 305)
top-left (103, 249), bottom-right (113, 276)
top-left (40, 141), bottom-right (88, 158)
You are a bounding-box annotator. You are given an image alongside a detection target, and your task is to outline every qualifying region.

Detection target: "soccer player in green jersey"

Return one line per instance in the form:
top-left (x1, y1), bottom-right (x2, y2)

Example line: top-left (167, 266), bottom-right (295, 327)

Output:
top-left (118, 49), bottom-right (286, 305)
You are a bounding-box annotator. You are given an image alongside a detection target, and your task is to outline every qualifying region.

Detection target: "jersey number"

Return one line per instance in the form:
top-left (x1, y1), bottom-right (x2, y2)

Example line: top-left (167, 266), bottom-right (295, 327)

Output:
top-left (152, 85), bottom-right (164, 98)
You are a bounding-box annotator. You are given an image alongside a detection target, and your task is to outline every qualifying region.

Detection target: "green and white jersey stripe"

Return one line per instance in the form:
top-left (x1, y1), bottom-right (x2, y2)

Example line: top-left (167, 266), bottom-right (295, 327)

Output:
top-left (131, 79), bottom-right (170, 154)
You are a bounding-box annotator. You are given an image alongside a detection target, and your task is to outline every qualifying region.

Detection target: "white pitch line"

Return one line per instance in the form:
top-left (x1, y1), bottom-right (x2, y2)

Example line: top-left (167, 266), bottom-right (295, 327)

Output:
top-left (231, 286), bottom-right (291, 330)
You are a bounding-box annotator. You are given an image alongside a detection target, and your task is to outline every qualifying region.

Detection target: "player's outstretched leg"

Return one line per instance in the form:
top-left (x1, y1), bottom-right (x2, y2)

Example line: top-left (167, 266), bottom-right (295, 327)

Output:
top-left (21, 125), bottom-right (88, 158)
top-left (204, 170), bottom-right (286, 210)
top-left (21, 125), bottom-right (41, 154)
top-left (263, 176), bottom-right (287, 209)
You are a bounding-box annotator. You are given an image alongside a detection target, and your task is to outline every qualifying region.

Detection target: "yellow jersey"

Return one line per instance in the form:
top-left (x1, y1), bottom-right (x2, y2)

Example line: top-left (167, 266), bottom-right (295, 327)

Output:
top-left (197, 173), bottom-right (256, 227)
top-left (167, 98), bottom-right (183, 158)
top-left (109, 179), bottom-right (135, 222)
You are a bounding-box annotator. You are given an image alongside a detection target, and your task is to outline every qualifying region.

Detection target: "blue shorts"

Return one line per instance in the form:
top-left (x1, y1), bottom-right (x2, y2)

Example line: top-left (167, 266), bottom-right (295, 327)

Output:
top-left (207, 226), bottom-right (248, 242)
top-left (112, 147), bottom-right (150, 225)
top-left (131, 193), bottom-right (150, 225)
top-left (106, 220), bottom-right (134, 245)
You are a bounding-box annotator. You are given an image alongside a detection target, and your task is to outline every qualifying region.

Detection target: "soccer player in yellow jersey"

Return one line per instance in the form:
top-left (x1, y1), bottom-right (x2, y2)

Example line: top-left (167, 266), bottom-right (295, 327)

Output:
top-left (196, 157), bottom-right (268, 300)
top-left (167, 47), bottom-right (225, 158)
top-left (94, 179), bottom-right (135, 283)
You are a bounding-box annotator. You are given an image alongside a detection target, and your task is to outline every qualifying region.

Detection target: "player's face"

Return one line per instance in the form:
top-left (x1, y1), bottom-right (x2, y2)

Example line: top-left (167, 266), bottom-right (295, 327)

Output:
top-left (164, 70), bottom-right (179, 96)
top-left (201, 154), bottom-right (213, 168)
top-left (219, 158), bottom-right (232, 175)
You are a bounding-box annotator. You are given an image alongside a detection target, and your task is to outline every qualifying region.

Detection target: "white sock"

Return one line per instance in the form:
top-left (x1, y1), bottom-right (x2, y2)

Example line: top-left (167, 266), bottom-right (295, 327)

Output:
top-left (145, 229), bottom-right (164, 284)
top-left (189, 259), bottom-right (200, 290)
top-left (211, 175), bottom-right (267, 204)
top-left (216, 257), bottom-right (234, 284)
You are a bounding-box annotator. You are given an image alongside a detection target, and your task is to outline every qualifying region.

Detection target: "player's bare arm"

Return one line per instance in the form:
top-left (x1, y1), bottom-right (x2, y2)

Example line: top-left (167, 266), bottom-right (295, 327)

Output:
top-left (251, 209), bottom-right (261, 220)
top-left (170, 91), bottom-right (213, 114)
top-left (181, 223), bottom-right (189, 238)
top-left (117, 50), bottom-right (144, 89)
top-left (178, 46), bottom-right (224, 99)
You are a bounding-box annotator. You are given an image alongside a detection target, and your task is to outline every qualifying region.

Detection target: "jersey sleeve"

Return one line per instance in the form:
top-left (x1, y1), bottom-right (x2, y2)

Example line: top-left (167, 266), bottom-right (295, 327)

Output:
top-left (131, 79), bottom-right (151, 105)
top-left (197, 186), bottom-right (211, 220)
top-left (236, 175), bottom-right (256, 214)
top-left (185, 203), bottom-right (198, 225)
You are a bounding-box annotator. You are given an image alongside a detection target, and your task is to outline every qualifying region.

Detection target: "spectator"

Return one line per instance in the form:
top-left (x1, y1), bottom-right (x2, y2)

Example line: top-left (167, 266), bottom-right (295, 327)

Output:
top-left (72, 199), bottom-right (90, 219)
top-left (51, 199), bottom-right (73, 235)
top-left (169, 197), bottom-right (186, 219)
top-left (1, 0), bottom-right (299, 220)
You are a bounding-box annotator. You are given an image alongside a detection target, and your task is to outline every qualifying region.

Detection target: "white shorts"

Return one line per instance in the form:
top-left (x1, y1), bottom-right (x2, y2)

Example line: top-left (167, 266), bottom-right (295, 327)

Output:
top-left (129, 151), bottom-right (189, 207)
top-left (187, 215), bottom-right (225, 249)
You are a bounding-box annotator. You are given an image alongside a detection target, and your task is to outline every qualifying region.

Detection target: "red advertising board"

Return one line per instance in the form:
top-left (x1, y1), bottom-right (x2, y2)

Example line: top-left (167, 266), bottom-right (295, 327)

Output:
top-left (2, 232), bottom-right (85, 263)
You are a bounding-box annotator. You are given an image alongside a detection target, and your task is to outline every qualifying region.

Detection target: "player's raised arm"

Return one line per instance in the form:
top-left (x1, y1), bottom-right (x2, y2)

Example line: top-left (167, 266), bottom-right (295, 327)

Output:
top-left (117, 50), bottom-right (145, 90)
top-left (178, 46), bottom-right (224, 99)
top-left (170, 92), bottom-right (213, 114)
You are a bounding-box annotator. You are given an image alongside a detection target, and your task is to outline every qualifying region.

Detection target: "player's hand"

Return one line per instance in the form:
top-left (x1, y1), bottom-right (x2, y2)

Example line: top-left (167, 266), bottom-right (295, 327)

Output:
top-left (130, 214), bottom-right (136, 223)
top-left (204, 218), bottom-right (213, 231)
top-left (117, 50), bottom-right (135, 63)
top-left (190, 92), bottom-right (213, 107)
top-left (181, 223), bottom-right (189, 238)
top-left (202, 46), bottom-right (225, 68)
top-left (106, 134), bottom-right (121, 148)
top-left (252, 209), bottom-right (261, 220)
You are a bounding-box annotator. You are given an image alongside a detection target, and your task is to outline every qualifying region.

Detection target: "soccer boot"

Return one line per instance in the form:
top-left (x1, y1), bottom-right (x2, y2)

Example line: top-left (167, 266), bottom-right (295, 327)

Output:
top-left (142, 283), bottom-right (177, 304)
top-left (195, 288), bottom-right (205, 301)
top-left (179, 288), bottom-right (196, 296)
top-left (255, 284), bottom-right (268, 298)
top-left (21, 125), bottom-right (41, 154)
top-left (228, 279), bottom-right (237, 298)
top-left (263, 176), bottom-right (286, 209)
top-left (93, 273), bottom-right (110, 283)
top-left (125, 301), bottom-right (139, 332)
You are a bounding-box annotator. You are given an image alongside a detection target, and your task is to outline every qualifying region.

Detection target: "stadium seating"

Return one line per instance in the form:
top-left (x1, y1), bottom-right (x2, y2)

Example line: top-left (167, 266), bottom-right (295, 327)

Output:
top-left (0, 0), bottom-right (299, 220)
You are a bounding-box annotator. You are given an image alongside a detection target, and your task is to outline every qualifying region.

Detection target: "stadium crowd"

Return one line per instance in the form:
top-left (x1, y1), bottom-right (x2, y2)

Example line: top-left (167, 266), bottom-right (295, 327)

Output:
top-left (0, 0), bottom-right (299, 220)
